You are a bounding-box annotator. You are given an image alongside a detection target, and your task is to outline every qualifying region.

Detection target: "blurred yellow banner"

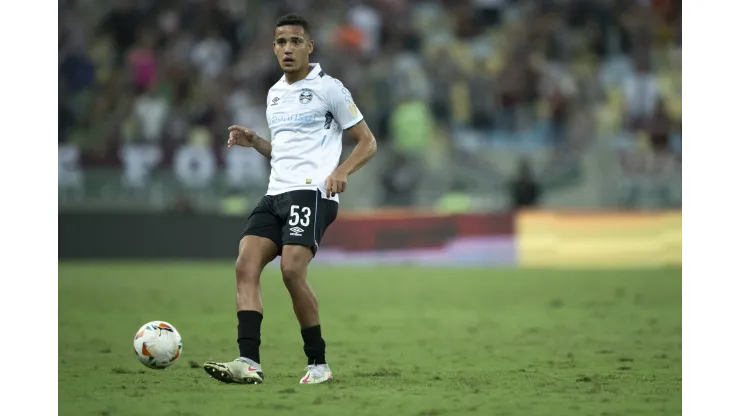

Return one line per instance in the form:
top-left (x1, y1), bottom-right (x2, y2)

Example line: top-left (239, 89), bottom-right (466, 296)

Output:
top-left (517, 211), bottom-right (682, 268)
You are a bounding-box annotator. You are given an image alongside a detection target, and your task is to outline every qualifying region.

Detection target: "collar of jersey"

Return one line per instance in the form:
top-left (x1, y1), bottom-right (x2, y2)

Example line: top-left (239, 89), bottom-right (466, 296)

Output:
top-left (280, 63), bottom-right (322, 84)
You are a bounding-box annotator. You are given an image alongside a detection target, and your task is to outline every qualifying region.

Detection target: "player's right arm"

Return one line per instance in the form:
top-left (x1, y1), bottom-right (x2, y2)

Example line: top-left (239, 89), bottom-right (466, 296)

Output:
top-left (227, 125), bottom-right (272, 159)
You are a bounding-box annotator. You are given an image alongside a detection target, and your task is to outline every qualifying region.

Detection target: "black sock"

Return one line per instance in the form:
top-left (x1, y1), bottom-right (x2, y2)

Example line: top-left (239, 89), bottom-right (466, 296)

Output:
top-left (301, 325), bottom-right (327, 365)
top-left (237, 310), bottom-right (263, 364)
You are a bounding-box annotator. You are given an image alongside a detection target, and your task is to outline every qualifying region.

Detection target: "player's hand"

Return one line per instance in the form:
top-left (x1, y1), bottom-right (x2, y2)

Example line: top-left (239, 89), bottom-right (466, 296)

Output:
top-left (227, 125), bottom-right (259, 148)
top-left (325, 170), bottom-right (348, 197)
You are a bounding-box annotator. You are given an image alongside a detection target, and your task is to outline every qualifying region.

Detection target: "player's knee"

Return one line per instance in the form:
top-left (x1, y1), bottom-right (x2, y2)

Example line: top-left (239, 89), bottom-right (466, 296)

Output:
top-left (280, 259), bottom-right (305, 285)
top-left (235, 256), bottom-right (261, 285)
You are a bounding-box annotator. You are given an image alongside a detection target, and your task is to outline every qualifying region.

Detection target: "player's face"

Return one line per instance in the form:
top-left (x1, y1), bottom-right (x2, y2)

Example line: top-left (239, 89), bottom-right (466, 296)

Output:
top-left (274, 25), bottom-right (314, 73)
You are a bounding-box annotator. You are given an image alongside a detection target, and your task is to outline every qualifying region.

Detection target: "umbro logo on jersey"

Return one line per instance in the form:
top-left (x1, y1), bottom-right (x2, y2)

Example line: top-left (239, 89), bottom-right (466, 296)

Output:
top-left (270, 97), bottom-right (280, 106)
top-left (289, 226), bottom-right (304, 237)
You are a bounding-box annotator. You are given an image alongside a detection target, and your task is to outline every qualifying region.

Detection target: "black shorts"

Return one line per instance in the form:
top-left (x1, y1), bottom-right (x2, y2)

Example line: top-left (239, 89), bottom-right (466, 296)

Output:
top-left (241, 189), bottom-right (339, 255)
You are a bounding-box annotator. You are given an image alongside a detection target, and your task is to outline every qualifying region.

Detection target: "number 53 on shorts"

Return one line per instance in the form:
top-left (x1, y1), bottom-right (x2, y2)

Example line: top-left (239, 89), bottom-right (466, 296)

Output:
top-left (289, 205), bottom-right (312, 227)
top-left (280, 190), bottom-right (338, 254)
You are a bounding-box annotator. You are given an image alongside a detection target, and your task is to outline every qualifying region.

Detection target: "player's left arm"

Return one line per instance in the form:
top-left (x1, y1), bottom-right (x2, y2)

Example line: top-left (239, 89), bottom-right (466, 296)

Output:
top-left (326, 120), bottom-right (377, 197)
top-left (324, 82), bottom-right (378, 196)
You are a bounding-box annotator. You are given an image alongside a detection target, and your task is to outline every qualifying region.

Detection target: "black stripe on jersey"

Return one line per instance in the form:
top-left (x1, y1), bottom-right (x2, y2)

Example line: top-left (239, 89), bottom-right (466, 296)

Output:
top-left (324, 112), bottom-right (334, 129)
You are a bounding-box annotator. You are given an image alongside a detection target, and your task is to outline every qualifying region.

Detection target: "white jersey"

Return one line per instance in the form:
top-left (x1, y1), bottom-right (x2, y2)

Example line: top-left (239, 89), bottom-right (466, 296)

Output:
top-left (265, 63), bottom-right (364, 202)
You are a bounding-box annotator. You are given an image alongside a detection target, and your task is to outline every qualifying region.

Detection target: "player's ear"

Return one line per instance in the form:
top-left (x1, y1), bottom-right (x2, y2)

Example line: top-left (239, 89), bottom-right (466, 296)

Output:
top-left (308, 39), bottom-right (314, 54)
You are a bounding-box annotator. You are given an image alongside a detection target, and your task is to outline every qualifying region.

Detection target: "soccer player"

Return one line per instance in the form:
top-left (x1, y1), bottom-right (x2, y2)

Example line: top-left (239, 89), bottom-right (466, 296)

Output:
top-left (203, 14), bottom-right (377, 385)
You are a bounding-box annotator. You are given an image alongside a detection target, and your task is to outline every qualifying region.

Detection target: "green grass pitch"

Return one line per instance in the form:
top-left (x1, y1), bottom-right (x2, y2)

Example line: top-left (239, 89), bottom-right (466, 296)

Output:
top-left (59, 262), bottom-right (681, 416)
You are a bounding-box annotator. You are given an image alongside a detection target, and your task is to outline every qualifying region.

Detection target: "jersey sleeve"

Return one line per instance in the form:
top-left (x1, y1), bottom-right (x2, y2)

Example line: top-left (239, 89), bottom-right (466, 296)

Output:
top-left (326, 79), bottom-right (364, 130)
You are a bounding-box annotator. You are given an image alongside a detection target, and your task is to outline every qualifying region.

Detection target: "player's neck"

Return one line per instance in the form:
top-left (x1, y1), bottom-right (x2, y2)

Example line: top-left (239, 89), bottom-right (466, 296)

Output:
top-left (284, 65), bottom-right (311, 85)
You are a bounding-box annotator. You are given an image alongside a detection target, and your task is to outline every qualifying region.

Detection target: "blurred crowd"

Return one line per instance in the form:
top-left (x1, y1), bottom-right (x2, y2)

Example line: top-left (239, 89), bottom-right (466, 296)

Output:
top-left (58, 0), bottom-right (681, 210)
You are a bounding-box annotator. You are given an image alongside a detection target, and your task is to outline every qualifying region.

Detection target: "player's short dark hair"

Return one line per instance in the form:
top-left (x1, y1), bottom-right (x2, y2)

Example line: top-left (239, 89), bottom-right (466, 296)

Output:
top-left (275, 14), bottom-right (310, 37)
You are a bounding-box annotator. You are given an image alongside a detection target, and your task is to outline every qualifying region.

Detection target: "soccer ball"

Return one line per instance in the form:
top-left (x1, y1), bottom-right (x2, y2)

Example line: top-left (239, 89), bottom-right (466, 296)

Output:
top-left (133, 321), bottom-right (183, 369)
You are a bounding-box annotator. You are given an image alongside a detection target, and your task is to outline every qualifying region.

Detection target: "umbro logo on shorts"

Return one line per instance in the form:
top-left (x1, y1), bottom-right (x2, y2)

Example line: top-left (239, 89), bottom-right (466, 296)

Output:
top-left (289, 226), bottom-right (304, 237)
